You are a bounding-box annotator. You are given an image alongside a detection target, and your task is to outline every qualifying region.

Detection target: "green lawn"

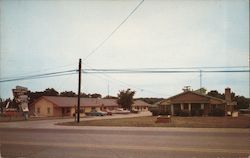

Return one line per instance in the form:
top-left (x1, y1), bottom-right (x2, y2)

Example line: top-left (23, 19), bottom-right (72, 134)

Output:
top-left (59, 116), bottom-right (250, 128)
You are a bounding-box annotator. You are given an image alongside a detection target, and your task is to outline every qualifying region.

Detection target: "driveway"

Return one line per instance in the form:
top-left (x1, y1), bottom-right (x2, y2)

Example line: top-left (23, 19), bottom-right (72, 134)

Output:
top-left (0, 111), bottom-right (152, 129)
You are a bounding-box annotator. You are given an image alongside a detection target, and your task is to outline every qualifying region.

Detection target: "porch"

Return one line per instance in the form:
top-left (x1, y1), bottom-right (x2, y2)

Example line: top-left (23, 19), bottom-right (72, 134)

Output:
top-left (159, 103), bottom-right (226, 116)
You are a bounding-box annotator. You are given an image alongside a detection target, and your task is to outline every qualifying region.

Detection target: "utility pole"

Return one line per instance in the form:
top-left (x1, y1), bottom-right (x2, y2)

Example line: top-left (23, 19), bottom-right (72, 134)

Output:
top-left (199, 70), bottom-right (202, 92)
top-left (107, 80), bottom-right (109, 98)
top-left (77, 58), bottom-right (82, 123)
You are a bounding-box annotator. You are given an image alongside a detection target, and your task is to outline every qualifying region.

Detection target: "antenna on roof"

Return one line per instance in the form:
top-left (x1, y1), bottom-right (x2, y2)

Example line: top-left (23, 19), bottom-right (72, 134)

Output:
top-left (183, 86), bottom-right (191, 92)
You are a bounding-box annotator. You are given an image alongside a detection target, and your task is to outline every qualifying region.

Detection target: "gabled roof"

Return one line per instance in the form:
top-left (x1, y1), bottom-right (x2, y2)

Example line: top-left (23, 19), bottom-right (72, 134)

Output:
top-left (33, 96), bottom-right (102, 107)
top-left (160, 90), bottom-right (226, 105)
top-left (32, 96), bottom-right (151, 108)
top-left (100, 99), bottom-right (118, 107)
top-left (192, 91), bottom-right (226, 102)
top-left (43, 96), bottom-right (76, 107)
top-left (133, 100), bottom-right (151, 107)
top-left (33, 96), bottom-right (118, 108)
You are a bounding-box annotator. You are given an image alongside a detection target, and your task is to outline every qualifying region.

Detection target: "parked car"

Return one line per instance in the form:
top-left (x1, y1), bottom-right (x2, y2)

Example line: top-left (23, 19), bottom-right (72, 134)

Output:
top-left (102, 109), bottom-right (112, 115)
top-left (113, 108), bottom-right (130, 114)
top-left (85, 110), bottom-right (107, 116)
top-left (131, 109), bottom-right (139, 113)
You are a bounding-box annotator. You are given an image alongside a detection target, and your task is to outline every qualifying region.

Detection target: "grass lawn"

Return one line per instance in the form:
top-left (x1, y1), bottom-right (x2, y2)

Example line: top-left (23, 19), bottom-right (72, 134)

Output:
top-left (60, 116), bottom-right (250, 128)
top-left (0, 116), bottom-right (73, 122)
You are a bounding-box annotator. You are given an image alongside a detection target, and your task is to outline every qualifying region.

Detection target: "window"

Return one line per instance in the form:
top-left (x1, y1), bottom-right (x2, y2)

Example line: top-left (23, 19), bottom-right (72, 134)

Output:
top-left (37, 108), bottom-right (40, 114)
top-left (211, 105), bottom-right (216, 110)
top-left (66, 108), bottom-right (70, 113)
top-left (80, 108), bottom-right (84, 113)
top-left (47, 107), bottom-right (50, 114)
top-left (76, 108), bottom-right (84, 113)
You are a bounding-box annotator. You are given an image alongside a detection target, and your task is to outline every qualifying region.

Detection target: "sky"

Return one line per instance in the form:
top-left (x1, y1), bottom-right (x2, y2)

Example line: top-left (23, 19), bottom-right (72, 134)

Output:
top-left (0, 0), bottom-right (249, 99)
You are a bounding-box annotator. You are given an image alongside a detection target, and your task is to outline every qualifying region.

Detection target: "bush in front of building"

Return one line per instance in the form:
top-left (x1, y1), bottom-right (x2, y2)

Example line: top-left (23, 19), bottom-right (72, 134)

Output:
top-left (198, 109), bottom-right (204, 116)
top-left (159, 111), bottom-right (171, 116)
top-left (179, 110), bottom-right (189, 117)
top-left (208, 108), bottom-right (225, 116)
top-left (191, 110), bottom-right (196, 116)
top-left (191, 109), bottom-right (204, 116)
top-left (150, 109), bottom-right (159, 116)
top-left (174, 110), bottom-right (181, 116)
top-left (150, 109), bottom-right (171, 116)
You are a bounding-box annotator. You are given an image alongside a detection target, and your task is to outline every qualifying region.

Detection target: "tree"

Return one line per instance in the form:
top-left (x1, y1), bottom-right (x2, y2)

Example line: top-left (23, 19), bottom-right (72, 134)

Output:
top-left (234, 96), bottom-right (250, 109)
top-left (0, 98), bottom-right (4, 112)
top-left (207, 90), bottom-right (250, 109)
top-left (1, 98), bottom-right (18, 109)
top-left (207, 90), bottom-right (224, 99)
top-left (137, 97), bottom-right (164, 104)
top-left (80, 92), bottom-right (90, 98)
top-left (117, 89), bottom-right (135, 110)
top-left (103, 95), bottom-right (117, 99)
top-left (28, 88), bottom-right (59, 105)
top-left (90, 93), bottom-right (102, 98)
top-left (43, 88), bottom-right (59, 96)
top-left (79, 92), bottom-right (102, 98)
top-left (28, 91), bottom-right (44, 104)
top-left (60, 91), bottom-right (77, 97)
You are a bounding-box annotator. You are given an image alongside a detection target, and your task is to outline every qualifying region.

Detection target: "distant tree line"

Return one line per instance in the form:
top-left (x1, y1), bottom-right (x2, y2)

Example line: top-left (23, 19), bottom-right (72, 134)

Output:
top-left (0, 98), bottom-right (19, 112)
top-left (27, 88), bottom-right (103, 105)
top-left (207, 90), bottom-right (250, 109)
top-left (0, 88), bottom-right (105, 110)
top-left (1, 88), bottom-right (249, 111)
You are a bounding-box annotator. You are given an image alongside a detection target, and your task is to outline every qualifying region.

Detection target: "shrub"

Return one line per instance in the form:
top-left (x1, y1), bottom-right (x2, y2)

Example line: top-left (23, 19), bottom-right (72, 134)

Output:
top-left (150, 109), bottom-right (159, 116)
top-left (179, 110), bottom-right (189, 117)
top-left (208, 108), bottom-right (225, 116)
top-left (191, 110), bottom-right (196, 116)
top-left (191, 109), bottom-right (204, 116)
top-left (159, 111), bottom-right (170, 116)
top-left (199, 109), bottom-right (204, 116)
top-left (174, 110), bottom-right (181, 116)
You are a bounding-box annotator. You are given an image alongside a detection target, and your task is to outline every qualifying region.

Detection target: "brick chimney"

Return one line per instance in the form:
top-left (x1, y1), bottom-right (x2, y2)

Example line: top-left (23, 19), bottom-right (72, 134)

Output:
top-left (225, 88), bottom-right (231, 103)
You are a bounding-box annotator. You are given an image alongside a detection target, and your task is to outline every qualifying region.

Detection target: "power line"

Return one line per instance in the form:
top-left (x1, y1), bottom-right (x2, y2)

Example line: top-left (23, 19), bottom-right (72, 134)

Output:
top-left (89, 72), bottom-right (166, 96)
top-left (84, 66), bottom-right (248, 71)
top-left (82, 64), bottom-right (181, 96)
top-left (83, 0), bottom-right (144, 61)
top-left (0, 69), bottom-right (77, 83)
top-left (0, 72), bottom-right (76, 83)
top-left (1, 65), bottom-right (249, 84)
top-left (0, 63), bottom-right (76, 80)
top-left (1, 67), bottom-right (249, 83)
top-left (83, 69), bottom-right (250, 74)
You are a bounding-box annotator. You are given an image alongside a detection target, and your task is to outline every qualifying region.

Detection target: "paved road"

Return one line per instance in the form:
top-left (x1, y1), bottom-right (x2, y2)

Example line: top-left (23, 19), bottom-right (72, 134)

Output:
top-left (0, 127), bottom-right (249, 158)
top-left (0, 113), bottom-right (249, 158)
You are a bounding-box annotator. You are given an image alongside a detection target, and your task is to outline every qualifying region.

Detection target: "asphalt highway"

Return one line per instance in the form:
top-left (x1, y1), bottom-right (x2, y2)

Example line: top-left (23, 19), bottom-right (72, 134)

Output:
top-left (0, 127), bottom-right (249, 158)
